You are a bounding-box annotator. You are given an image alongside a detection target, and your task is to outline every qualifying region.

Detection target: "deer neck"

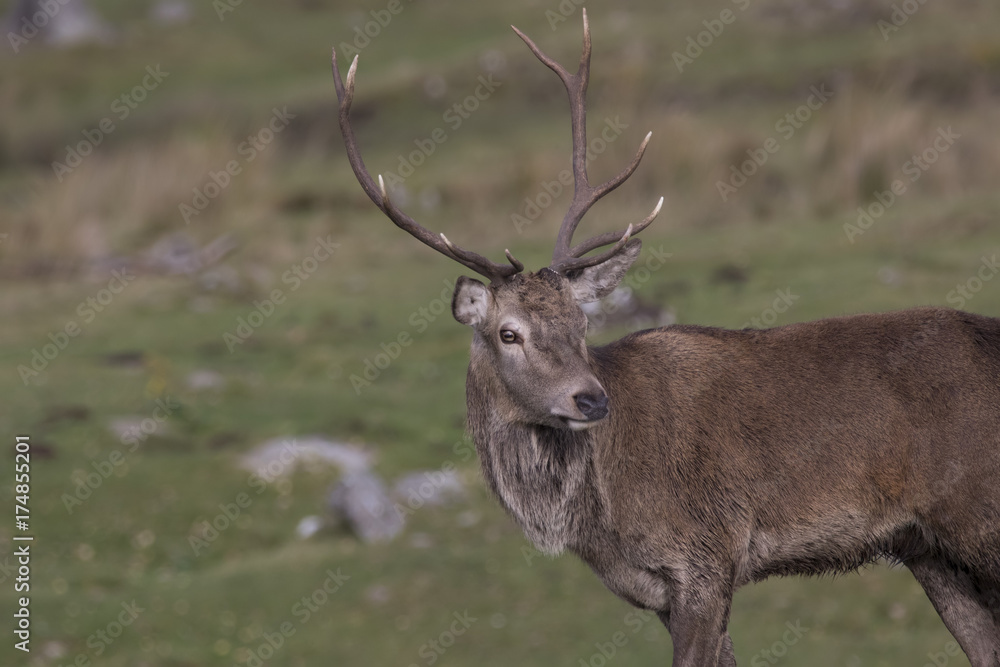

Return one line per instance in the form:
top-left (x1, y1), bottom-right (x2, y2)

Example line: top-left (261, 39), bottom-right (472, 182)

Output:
top-left (466, 372), bottom-right (594, 556)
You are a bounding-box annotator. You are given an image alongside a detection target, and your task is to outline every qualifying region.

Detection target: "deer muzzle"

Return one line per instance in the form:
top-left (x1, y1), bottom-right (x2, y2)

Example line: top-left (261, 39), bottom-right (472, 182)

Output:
top-left (574, 391), bottom-right (609, 421)
top-left (550, 382), bottom-right (610, 430)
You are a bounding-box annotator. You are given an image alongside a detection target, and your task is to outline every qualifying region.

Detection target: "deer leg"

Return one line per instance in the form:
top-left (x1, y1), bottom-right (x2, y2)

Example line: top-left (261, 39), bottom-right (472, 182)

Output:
top-left (907, 556), bottom-right (1000, 666)
top-left (658, 587), bottom-right (733, 667)
top-left (718, 632), bottom-right (737, 667)
top-left (657, 609), bottom-right (736, 666)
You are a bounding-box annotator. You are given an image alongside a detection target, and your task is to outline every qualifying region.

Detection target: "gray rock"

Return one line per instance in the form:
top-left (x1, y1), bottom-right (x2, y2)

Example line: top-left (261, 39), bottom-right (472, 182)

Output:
top-left (393, 469), bottom-right (465, 507)
top-left (150, 0), bottom-right (191, 25)
top-left (328, 471), bottom-right (403, 543)
top-left (48, 3), bottom-right (113, 47)
top-left (7, 0), bottom-right (117, 49)
top-left (185, 369), bottom-right (224, 391)
top-left (239, 436), bottom-right (373, 481)
top-left (107, 415), bottom-right (169, 442)
top-left (364, 584), bottom-right (391, 605)
top-left (144, 233), bottom-right (201, 275)
top-left (142, 232), bottom-right (237, 277)
top-left (197, 265), bottom-right (241, 293)
top-left (295, 515), bottom-right (325, 540)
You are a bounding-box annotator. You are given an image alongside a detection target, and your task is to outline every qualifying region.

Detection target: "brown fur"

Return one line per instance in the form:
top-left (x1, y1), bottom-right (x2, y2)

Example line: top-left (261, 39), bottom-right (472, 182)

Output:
top-left (331, 11), bottom-right (1000, 662)
top-left (461, 270), bottom-right (1000, 667)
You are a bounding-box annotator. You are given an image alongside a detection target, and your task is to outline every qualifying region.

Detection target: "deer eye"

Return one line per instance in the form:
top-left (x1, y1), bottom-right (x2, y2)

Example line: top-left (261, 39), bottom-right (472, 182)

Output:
top-left (499, 330), bottom-right (519, 344)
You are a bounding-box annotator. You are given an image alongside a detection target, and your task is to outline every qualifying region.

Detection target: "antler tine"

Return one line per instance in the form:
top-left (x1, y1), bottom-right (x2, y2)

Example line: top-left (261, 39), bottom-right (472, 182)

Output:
top-left (566, 196), bottom-right (663, 259)
top-left (555, 225), bottom-right (636, 275)
top-left (592, 130), bottom-right (652, 201)
top-left (512, 10), bottom-right (592, 263)
top-left (331, 47), bottom-right (522, 282)
top-left (513, 10), bottom-right (660, 273)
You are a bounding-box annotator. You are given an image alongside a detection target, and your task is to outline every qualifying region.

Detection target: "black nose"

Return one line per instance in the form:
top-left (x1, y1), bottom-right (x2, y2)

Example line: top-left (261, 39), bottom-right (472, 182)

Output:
top-left (574, 392), bottom-right (609, 421)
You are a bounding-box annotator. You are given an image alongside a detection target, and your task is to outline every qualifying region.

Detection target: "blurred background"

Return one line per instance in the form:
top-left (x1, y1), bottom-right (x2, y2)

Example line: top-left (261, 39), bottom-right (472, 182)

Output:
top-left (2, 0), bottom-right (1000, 665)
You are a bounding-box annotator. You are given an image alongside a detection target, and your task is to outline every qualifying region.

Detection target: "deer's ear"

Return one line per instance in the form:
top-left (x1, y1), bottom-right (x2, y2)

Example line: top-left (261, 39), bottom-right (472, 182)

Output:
top-left (567, 239), bottom-right (642, 304)
top-left (452, 276), bottom-right (492, 326)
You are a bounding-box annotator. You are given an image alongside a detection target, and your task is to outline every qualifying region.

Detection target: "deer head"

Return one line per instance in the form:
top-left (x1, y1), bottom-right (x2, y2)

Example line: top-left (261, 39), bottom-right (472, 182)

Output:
top-left (331, 9), bottom-right (663, 430)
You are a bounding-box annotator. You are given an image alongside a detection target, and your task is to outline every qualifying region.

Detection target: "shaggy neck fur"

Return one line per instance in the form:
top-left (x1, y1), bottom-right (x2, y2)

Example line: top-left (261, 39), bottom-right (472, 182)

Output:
top-left (465, 363), bottom-right (594, 555)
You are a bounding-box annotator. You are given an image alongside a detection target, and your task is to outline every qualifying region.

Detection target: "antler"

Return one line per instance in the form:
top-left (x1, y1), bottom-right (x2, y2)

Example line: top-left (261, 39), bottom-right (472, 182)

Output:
top-left (512, 9), bottom-right (663, 274)
top-left (331, 49), bottom-right (523, 282)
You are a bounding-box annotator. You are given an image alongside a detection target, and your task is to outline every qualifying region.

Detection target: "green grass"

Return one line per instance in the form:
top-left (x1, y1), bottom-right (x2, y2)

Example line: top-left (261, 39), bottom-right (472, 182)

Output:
top-left (3, 0), bottom-right (1000, 665)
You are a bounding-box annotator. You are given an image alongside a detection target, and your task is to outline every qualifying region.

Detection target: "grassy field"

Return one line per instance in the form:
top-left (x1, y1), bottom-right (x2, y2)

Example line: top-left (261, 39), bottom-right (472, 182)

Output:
top-left (2, 0), bottom-right (1000, 665)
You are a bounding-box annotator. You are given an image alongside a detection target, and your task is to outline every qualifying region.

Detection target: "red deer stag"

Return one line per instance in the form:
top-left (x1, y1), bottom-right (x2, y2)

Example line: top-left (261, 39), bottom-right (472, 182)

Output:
top-left (331, 9), bottom-right (1000, 666)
